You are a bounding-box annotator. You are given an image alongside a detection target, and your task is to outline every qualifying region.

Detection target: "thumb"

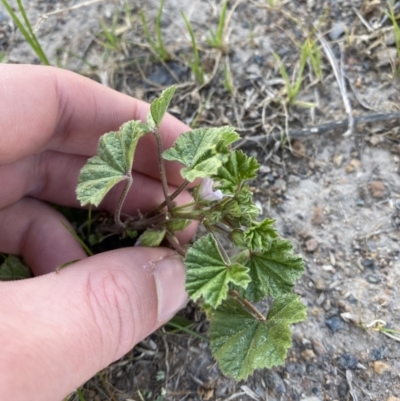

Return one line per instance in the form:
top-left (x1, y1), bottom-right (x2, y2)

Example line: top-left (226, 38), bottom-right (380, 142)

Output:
top-left (0, 248), bottom-right (187, 401)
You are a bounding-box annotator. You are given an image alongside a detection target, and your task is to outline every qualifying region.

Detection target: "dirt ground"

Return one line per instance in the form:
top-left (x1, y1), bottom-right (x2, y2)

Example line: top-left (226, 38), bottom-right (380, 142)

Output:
top-left (1, 0), bottom-right (400, 400)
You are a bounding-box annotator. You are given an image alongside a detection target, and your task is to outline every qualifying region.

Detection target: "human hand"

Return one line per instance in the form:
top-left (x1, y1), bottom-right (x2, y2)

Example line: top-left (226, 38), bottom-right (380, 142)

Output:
top-left (0, 65), bottom-right (194, 401)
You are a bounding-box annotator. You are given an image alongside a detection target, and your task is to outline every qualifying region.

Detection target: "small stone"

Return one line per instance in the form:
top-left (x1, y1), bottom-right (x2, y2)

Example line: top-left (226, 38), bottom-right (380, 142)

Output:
top-left (259, 165), bottom-right (271, 174)
top-left (329, 22), bottom-right (346, 40)
top-left (291, 139), bottom-right (306, 158)
top-left (314, 278), bottom-right (326, 291)
top-left (265, 370), bottom-right (286, 395)
top-left (368, 181), bottom-right (385, 198)
top-left (311, 206), bottom-right (324, 225)
top-left (356, 199), bottom-right (365, 206)
top-left (339, 353), bottom-right (358, 370)
top-left (325, 315), bottom-right (344, 333)
top-left (306, 238), bottom-right (318, 252)
top-left (370, 346), bottom-right (388, 361)
top-left (273, 178), bottom-right (286, 193)
top-left (333, 154), bottom-right (343, 167)
top-left (300, 349), bottom-right (316, 361)
top-left (288, 174), bottom-right (300, 185)
top-left (373, 361), bottom-right (391, 375)
top-left (312, 339), bottom-right (326, 356)
top-left (345, 159), bottom-right (361, 173)
top-left (366, 274), bottom-right (381, 284)
top-left (361, 258), bottom-right (377, 270)
top-left (376, 47), bottom-right (398, 67)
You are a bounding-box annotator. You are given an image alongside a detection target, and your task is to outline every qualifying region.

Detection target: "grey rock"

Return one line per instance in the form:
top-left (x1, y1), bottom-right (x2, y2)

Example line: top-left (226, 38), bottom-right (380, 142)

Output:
top-left (339, 353), bottom-right (358, 370)
top-left (370, 345), bottom-right (388, 361)
top-left (265, 370), bottom-right (285, 395)
top-left (366, 274), bottom-right (381, 284)
top-left (329, 22), bottom-right (346, 40)
top-left (325, 315), bottom-right (344, 333)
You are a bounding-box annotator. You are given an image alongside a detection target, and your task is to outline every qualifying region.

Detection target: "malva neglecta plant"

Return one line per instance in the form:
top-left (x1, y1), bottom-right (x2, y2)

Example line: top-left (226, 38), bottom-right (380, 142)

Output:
top-left (75, 86), bottom-right (306, 380)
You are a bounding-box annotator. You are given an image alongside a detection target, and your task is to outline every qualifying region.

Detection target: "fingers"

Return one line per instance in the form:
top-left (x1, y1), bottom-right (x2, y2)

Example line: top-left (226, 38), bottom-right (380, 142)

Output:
top-left (0, 198), bottom-right (87, 275)
top-left (0, 64), bottom-right (189, 186)
top-left (0, 151), bottom-right (190, 212)
top-left (0, 248), bottom-right (187, 401)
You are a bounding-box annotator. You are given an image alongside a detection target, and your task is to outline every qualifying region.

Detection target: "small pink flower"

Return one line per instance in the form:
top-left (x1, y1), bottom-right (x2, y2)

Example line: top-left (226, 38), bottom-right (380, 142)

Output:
top-left (199, 177), bottom-right (224, 201)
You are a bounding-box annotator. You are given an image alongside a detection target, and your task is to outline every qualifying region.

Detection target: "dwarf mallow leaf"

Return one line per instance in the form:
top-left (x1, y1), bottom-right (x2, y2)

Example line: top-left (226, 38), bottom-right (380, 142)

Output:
top-left (243, 239), bottom-right (304, 302)
top-left (150, 85), bottom-right (176, 127)
top-left (136, 227), bottom-right (166, 247)
top-left (76, 121), bottom-right (148, 207)
top-left (209, 294), bottom-right (306, 380)
top-left (0, 255), bottom-right (31, 281)
top-left (243, 218), bottom-right (278, 251)
top-left (185, 234), bottom-right (250, 308)
top-left (214, 150), bottom-right (260, 193)
top-left (162, 127), bottom-right (240, 182)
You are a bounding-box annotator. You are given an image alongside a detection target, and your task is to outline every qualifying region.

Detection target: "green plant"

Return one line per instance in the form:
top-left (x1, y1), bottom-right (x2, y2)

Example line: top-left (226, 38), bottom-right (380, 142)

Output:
top-left (207, 0), bottom-right (228, 52)
top-left (272, 36), bottom-right (321, 106)
top-left (75, 86), bottom-right (306, 380)
top-left (181, 12), bottom-right (204, 84)
top-left (0, 0), bottom-right (50, 65)
top-left (140, 0), bottom-right (170, 61)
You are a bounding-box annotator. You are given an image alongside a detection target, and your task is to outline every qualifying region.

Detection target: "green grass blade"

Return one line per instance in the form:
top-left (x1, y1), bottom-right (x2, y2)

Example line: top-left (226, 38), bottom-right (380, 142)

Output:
top-left (181, 12), bottom-right (204, 84)
top-left (61, 222), bottom-right (93, 257)
top-left (140, 10), bottom-right (157, 50)
top-left (165, 320), bottom-right (208, 341)
top-left (216, 0), bottom-right (227, 46)
top-left (76, 387), bottom-right (86, 401)
top-left (1, 0), bottom-right (50, 65)
top-left (155, 0), bottom-right (168, 59)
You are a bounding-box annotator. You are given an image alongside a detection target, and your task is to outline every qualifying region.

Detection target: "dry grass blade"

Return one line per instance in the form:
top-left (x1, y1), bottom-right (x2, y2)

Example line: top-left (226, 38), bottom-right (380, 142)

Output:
top-left (319, 36), bottom-right (354, 136)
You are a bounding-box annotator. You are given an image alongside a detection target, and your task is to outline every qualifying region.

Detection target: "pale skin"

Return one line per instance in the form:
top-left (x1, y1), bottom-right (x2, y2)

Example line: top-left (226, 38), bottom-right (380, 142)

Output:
top-left (0, 64), bottom-right (195, 401)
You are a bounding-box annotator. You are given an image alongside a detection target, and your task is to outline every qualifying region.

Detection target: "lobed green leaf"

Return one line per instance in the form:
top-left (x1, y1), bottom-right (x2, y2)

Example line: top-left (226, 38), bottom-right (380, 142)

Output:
top-left (76, 121), bottom-right (148, 206)
top-left (150, 85), bottom-right (176, 127)
top-left (243, 218), bottom-right (278, 251)
top-left (162, 126), bottom-right (240, 182)
top-left (243, 239), bottom-right (304, 301)
top-left (185, 234), bottom-right (250, 308)
top-left (0, 255), bottom-right (31, 281)
top-left (137, 227), bottom-right (166, 247)
top-left (209, 294), bottom-right (306, 380)
top-left (214, 150), bottom-right (259, 193)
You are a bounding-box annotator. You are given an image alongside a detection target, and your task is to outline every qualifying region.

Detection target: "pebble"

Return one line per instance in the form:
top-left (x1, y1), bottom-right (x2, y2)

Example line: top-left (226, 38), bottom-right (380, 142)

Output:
top-left (376, 47), bottom-right (398, 67)
top-left (273, 178), bottom-right (287, 193)
top-left (368, 181), bottom-right (385, 198)
top-left (329, 22), bottom-right (346, 40)
top-left (370, 346), bottom-right (388, 361)
top-left (325, 315), bottom-right (344, 333)
top-left (314, 278), bottom-right (326, 291)
top-left (345, 159), bottom-right (361, 173)
top-left (286, 362), bottom-right (306, 375)
top-left (311, 206), bottom-right (324, 225)
top-left (333, 154), bottom-right (343, 167)
top-left (361, 258), bottom-right (377, 271)
top-left (300, 349), bottom-right (316, 361)
top-left (339, 353), bottom-right (359, 370)
top-left (291, 139), bottom-right (306, 158)
top-left (366, 274), bottom-right (381, 284)
top-left (265, 370), bottom-right (286, 395)
top-left (373, 361), bottom-right (391, 375)
top-left (306, 238), bottom-right (319, 252)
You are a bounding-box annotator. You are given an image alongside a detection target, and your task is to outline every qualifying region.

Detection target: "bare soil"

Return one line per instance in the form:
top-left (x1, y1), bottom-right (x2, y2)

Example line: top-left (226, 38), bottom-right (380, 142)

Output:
top-left (1, 0), bottom-right (400, 400)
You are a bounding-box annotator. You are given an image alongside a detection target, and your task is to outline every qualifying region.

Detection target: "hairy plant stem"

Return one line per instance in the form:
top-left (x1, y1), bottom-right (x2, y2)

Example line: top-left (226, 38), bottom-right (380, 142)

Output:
top-left (153, 128), bottom-right (173, 212)
top-left (230, 290), bottom-right (265, 321)
top-left (149, 179), bottom-right (190, 216)
top-left (165, 232), bottom-right (187, 256)
top-left (127, 212), bottom-right (167, 231)
top-left (114, 175), bottom-right (133, 226)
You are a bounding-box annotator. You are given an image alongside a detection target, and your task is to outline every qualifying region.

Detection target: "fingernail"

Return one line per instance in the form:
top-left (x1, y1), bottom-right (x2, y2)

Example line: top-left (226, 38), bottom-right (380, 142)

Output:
top-left (154, 254), bottom-right (187, 323)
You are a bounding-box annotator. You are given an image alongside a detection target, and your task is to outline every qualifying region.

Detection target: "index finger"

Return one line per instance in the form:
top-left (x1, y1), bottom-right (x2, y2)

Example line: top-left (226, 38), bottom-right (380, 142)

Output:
top-left (0, 64), bottom-right (188, 185)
